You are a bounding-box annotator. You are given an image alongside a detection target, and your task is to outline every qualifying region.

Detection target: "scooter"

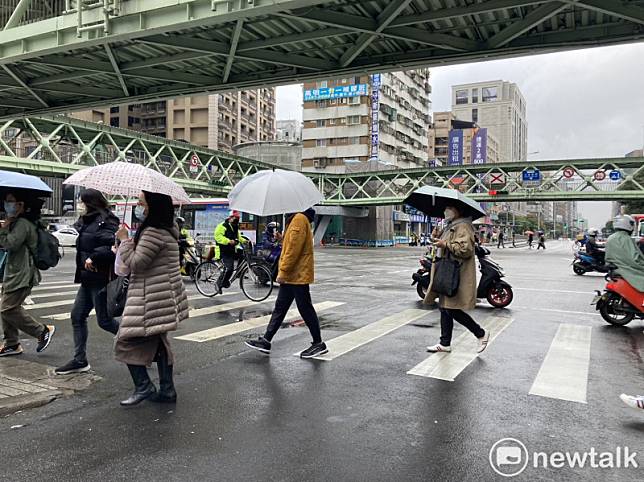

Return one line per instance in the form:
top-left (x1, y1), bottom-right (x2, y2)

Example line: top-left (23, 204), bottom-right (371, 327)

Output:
top-left (411, 254), bottom-right (432, 299)
top-left (180, 234), bottom-right (202, 280)
top-left (593, 266), bottom-right (644, 325)
top-left (572, 251), bottom-right (609, 275)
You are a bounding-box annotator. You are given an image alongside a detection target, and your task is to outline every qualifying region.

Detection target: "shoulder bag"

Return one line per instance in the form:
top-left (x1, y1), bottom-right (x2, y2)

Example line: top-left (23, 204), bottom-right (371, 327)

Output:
top-left (431, 250), bottom-right (461, 297)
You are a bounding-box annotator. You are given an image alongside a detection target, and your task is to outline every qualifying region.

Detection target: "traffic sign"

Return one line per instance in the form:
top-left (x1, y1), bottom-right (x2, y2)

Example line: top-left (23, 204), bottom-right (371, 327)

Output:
top-left (522, 168), bottom-right (541, 184)
top-left (189, 154), bottom-right (199, 173)
top-left (489, 172), bottom-right (505, 184)
top-left (563, 167), bottom-right (575, 179)
top-left (593, 170), bottom-right (606, 181)
top-left (609, 170), bottom-right (621, 181)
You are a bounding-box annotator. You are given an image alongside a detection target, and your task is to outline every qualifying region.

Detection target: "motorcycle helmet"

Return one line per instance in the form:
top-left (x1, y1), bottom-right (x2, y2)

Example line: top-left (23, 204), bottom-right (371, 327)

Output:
top-left (267, 221), bottom-right (280, 230)
top-left (613, 215), bottom-right (635, 233)
top-left (176, 216), bottom-right (185, 225)
top-left (587, 228), bottom-right (599, 237)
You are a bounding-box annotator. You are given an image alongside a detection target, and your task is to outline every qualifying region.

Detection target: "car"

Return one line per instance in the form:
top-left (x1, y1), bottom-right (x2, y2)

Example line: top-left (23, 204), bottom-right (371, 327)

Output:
top-left (47, 223), bottom-right (71, 233)
top-left (53, 228), bottom-right (79, 247)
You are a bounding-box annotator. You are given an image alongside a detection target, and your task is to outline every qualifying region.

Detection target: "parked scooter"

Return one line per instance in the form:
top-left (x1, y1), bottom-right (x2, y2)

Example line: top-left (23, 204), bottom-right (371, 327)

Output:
top-left (411, 243), bottom-right (513, 308)
top-left (180, 234), bottom-right (202, 280)
top-left (572, 251), bottom-right (609, 275)
top-left (593, 266), bottom-right (644, 325)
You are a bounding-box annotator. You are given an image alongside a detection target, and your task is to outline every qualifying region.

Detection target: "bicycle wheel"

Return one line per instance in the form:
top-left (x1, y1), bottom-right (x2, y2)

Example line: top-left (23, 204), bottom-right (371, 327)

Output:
top-left (240, 263), bottom-right (273, 302)
top-left (195, 261), bottom-right (223, 297)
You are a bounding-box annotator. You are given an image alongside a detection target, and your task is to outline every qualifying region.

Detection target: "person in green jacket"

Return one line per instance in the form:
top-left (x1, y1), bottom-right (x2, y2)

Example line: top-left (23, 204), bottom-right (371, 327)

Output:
top-left (0, 191), bottom-right (55, 356)
top-left (214, 210), bottom-right (245, 292)
top-left (605, 215), bottom-right (644, 292)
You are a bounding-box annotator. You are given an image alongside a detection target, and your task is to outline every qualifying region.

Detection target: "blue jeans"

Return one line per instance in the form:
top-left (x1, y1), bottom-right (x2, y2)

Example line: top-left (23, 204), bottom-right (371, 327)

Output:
top-left (71, 285), bottom-right (119, 363)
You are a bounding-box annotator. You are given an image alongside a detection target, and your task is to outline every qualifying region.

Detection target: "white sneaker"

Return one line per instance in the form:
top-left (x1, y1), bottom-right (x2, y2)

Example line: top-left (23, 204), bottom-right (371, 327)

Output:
top-left (477, 331), bottom-right (490, 353)
top-left (427, 343), bottom-right (451, 353)
top-left (620, 394), bottom-right (644, 410)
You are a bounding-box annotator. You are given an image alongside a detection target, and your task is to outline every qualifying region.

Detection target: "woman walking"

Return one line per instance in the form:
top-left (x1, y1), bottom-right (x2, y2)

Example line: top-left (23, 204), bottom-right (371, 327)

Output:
top-left (114, 191), bottom-right (189, 406)
top-left (56, 189), bottom-right (119, 374)
top-left (425, 204), bottom-right (489, 354)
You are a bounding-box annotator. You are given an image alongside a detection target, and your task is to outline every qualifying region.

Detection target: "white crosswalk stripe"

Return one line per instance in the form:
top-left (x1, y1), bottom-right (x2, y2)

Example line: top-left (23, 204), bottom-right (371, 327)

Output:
top-left (529, 324), bottom-right (592, 404)
top-left (176, 301), bottom-right (344, 342)
top-left (407, 314), bottom-right (514, 381)
top-left (309, 308), bottom-right (429, 361)
top-left (31, 283), bottom-right (77, 292)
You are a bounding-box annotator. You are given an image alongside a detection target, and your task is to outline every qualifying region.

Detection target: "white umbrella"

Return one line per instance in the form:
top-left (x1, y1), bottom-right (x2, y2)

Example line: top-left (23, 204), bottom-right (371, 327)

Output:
top-left (228, 169), bottom-right (324, 216)
top-left (63, 162), bottom-right (191, 204)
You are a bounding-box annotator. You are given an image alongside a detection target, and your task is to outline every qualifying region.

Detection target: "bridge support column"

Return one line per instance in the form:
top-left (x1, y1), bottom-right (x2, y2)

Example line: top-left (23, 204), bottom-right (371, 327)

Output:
top-left (313, 215), bottom-right (332, 247)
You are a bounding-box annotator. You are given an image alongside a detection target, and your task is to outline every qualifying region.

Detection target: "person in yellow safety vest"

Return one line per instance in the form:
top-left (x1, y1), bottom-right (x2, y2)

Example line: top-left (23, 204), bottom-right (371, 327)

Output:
top-left (176, 217), bottom-right (193, 274)
top-left (214, 210), bottom-right (245, 292)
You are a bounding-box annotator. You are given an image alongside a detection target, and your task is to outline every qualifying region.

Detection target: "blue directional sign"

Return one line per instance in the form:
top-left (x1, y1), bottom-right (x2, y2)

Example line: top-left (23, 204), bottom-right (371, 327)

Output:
top-left (609, 170), bottom-right (621, 181)
top-left (522, 168), bottom-right (541, 182)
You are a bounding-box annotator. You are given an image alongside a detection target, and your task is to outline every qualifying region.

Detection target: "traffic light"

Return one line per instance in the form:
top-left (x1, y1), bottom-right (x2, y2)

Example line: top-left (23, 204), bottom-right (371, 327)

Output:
top-left (488, 190), bottom-right (508, 196)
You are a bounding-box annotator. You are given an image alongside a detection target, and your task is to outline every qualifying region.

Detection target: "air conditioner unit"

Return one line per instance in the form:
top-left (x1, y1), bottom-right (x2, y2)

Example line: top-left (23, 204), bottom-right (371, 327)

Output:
top-left (313, 160), bottom-right (321, 168)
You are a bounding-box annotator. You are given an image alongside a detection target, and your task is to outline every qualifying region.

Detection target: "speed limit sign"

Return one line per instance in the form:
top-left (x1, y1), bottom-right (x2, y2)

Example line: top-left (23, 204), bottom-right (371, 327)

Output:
top-left (593, 170), bottom-right (606, 181)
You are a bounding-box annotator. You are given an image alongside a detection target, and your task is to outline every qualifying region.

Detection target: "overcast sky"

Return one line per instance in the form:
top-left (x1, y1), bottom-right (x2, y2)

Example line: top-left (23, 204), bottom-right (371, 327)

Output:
top-left (276, 42), bottom-right (644, 227)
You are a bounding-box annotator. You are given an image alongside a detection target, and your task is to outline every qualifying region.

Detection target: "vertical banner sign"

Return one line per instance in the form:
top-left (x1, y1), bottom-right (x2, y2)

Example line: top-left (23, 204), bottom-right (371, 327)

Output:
top-left (370, 74), bottom-right (381, 160)
top-left (448, 129), bottom-right (463, 165)
top-left (471, 128), bottom-right (487, 164)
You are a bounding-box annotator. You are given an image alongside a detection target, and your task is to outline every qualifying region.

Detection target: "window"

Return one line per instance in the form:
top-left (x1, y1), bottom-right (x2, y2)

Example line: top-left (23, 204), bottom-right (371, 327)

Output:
top-left (349, 96), bottom-right (361, 105)
top-left (350, 137), bottom-right (360, 145)
top-left (455, 90), bottom-right (468, 105)
top-left (482, 87), bottom-right (498, 102)
top-left (110, 117), bottom-right (120, 127)
top-left (316, 119), bottom-right (326, 127)
top-left (316, 139), bottom-right (327, 147)
top-left (110, 106), bottom-right (119, 113)
top-left (472, 88), bottom-right (478, 103)
top-left (347, 115), bottom-right (361, 125)
top-left (318, 100), bottom-right (327, 108)
top-left (318, 81), bottom-right (328, 88)
top-left (329, 118), bottom-right (335, 125)
top-left (472, 108), bottom-right (478, 123)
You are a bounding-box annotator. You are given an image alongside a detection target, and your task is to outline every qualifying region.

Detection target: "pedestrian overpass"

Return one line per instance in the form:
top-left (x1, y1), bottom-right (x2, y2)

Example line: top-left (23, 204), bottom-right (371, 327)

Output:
top-left (0, 1), bottom-right (642, 118)
top-left (1, 115), bottom-right (642, 204)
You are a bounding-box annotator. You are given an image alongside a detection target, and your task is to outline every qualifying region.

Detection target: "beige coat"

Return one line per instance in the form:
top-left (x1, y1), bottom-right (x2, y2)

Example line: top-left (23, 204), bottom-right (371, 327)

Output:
top-left (424, 219), bottom-right (477, 311)
top-left (117, 226), bottom-right (189, 340)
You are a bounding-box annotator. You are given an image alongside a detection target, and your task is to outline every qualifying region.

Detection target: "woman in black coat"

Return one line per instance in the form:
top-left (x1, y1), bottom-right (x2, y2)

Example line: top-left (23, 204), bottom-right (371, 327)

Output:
top-left (55, 189), bottom-right (119, 375)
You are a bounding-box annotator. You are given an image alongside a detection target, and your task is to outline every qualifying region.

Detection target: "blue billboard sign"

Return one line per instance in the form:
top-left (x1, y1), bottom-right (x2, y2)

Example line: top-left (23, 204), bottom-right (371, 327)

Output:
top-left (370, 74), bottom-right (380, 160)
top-left (448, 129), bottom-right (463, 166)
top-left (303, 84), bottom-right (368, 102)
top-left (471, 128), bottom-right (487, 164)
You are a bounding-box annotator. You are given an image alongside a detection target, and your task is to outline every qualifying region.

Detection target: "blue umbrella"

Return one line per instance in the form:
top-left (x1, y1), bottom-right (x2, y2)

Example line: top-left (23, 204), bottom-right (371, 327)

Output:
top-left (0, 170), bottom-right (52, 197)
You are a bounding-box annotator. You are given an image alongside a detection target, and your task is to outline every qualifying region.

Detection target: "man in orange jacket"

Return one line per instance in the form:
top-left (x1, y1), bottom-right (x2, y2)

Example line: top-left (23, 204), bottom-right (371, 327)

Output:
top-left (245, 208), bottom-right (327, 359)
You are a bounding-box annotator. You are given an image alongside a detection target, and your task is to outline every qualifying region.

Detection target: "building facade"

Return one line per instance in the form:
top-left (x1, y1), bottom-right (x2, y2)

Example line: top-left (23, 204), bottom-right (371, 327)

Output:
top-left (301, 70), bottom-right (431, 173)
top-left (276, 120), bottom-right (302, 142)
top-left (451, 80), bottom-right (527, 163)
top-left (233, 141), bottom-right (302, 171)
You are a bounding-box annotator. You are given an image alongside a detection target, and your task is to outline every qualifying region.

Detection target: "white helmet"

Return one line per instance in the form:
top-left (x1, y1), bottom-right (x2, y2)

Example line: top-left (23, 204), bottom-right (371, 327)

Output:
top-left (613, 215), bottom-right (635, 233)
top-left (587, 228), bottom-right (599, 237)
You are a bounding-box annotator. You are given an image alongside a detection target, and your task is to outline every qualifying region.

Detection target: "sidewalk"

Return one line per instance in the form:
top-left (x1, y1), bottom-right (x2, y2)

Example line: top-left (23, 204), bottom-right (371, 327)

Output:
top-left (0, 358), bottom-right (101, 416)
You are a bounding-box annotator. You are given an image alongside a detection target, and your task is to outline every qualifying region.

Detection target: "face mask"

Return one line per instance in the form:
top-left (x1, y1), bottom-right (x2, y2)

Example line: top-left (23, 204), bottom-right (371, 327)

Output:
top-left (444, 208), bottom-right (456, 221)
top-left (134, 205), bottom-right (147, 222)
top-left (77, 202), bottom-right (87, 215)
top-left (3, 201), bottom-right (17, 217)
top-left (231, 218), bottom-right (239, 226)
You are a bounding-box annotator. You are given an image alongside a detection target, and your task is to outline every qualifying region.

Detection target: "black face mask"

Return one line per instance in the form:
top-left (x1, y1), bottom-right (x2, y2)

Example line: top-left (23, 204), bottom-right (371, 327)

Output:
top-left (231, 218), bottom-right (239, 226)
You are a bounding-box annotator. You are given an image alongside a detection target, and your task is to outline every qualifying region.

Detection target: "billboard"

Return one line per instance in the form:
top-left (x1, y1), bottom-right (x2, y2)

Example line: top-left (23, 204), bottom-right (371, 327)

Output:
top-left (471, 128), bottom-right (488, 164)
top-left (448, 129), bottom-right (463, 165)
top-left (370, 74), bottom-right (381, 160)
top-left (303, 84), bottom-right (368, 101)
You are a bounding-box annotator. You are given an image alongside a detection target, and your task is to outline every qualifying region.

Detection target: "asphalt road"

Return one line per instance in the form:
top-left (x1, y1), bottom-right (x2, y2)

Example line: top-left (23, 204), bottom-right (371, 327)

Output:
top-left (1, 241), bottom-right (643, 481)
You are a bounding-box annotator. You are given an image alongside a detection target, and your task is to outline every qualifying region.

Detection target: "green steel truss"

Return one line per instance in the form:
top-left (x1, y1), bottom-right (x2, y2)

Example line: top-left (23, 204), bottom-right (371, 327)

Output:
top-left (0, 1), bottom-right (642, 118)
top-left (0, 116), bottom-right (642, 204)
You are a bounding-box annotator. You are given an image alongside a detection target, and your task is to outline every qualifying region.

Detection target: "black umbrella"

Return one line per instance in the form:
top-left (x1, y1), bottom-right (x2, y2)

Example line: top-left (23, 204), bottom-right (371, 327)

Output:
top-left (404, 186), bottom-right (486, 220)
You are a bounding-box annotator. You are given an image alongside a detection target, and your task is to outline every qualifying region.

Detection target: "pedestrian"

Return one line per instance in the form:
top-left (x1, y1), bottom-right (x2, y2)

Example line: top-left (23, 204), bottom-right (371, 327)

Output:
top-left (497, 230), bottom-right (505, 249)
top-left (214, 210), bottom-right (244, 293)
top-left (425, 204), bottom-right (489, 354)
top-left (245, 208), bottom-right (328, 359)
top-left (55, 189), bottom-right (120, 375)
top-left (486, 230), bottom-right (492, 245)
top-left (113, 191), bottom-right (189, 406)
top-left (511, 232), bottom-right (516, 248)
top-left (537, 232), bottom-right (546, 250)
top-left (0, 192), bottom-right (55, 356)
top-left (528, 232), bottom-right (534, 249)
top-left (620, 394), bottom-right (644, 411)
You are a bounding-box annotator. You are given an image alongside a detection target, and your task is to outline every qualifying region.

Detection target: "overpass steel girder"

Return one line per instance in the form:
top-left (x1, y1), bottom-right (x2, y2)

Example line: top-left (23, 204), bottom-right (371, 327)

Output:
top-left (0, 1), bottom-right (642, 118)
top-left (313, 158), bottom-right (644, 205)
top-left (0, 115), bottom-right (276, 195)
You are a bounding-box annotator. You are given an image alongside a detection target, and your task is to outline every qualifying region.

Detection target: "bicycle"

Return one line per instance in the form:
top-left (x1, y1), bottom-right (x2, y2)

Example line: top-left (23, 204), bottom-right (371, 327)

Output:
top-left (194, 240), bottom-right (273, 302)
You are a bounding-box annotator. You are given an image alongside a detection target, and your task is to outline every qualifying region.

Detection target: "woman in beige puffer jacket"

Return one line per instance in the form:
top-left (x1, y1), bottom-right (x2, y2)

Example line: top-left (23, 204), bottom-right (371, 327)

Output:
top-left (114, 191), bottom-right (189, 407)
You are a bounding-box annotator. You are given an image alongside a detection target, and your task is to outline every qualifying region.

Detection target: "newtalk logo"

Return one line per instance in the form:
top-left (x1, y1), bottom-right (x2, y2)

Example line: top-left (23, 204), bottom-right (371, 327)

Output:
top-left (489, 438), bottom-right (639, 477)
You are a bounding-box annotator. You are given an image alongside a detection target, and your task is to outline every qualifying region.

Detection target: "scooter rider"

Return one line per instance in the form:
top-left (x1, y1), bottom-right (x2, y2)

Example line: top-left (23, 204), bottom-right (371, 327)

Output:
top-left (605, 215), bottom-right (644, 292)
top-left (586, 228), bottom-right (605, 265)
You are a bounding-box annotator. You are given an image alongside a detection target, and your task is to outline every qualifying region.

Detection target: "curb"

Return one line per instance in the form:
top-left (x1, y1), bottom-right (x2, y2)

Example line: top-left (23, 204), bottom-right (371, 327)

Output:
top-left (0, 390), bottom-right (63, 417)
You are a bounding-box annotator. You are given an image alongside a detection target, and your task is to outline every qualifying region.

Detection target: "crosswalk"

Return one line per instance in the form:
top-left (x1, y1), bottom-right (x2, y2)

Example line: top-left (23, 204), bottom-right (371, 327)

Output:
top-left (18, 279), bottom-right (599, 407)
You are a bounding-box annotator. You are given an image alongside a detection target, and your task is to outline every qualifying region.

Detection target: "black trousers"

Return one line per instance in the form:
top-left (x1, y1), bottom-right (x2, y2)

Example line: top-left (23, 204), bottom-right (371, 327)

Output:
top-left (537, 242), bottom-right (546, 250)
top-left (497, 238), bottom-right (505, 248)
top-left (218, 252), bottom-right (238, 287)
top-left (264, 284), bottom-right (322, 343)
top-left (439, 308), bottom-right (485, 346)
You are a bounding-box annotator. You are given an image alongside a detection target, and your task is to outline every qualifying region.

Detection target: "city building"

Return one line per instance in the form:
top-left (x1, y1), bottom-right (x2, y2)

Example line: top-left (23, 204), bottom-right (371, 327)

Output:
top-left (428, 111), bottom-right (500, 165)
top-left (233, 141), bottom-right (302, 171)
top-left (451, 80), bottom-right (527, 163)
top-left (276, 120), bottom-right (302, 142)
top-left (301, 70), bottom-right (431, 173)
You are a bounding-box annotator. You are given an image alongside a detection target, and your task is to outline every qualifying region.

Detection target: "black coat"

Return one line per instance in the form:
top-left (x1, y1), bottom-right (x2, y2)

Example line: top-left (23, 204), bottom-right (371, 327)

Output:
top-left (74, 210), bottom-right (119, 287)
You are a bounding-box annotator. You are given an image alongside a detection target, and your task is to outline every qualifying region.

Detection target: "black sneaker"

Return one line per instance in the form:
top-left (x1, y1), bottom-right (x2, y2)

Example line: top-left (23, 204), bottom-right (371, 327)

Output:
top-left (55, 359), bottom-right (91, 375)
top-left (300, 342), bottom-right (328, 359)
top-left (36, 325), bottom-right (55, 353)
top-left (244, 337), bottom-right (271, 354)
top-left (0, 344), bottom-right (23, 357)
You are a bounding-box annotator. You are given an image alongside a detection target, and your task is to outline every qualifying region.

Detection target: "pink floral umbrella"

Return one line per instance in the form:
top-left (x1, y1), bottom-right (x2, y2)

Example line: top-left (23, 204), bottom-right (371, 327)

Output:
top-left (63, 162), bottom-right (191, 204)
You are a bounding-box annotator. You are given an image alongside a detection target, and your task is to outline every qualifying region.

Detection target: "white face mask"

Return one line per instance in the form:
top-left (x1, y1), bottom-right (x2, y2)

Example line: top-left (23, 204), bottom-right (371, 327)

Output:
top-left (77, 202), bottom-right (87, 215)
top-left (444, 208), bottom-right (456, 221)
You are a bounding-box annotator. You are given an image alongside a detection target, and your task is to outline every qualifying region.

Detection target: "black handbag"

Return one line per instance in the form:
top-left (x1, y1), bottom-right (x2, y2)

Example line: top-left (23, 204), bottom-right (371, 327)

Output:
top-left (431, 252), bottom-right (461, 297)
top-left (106, 276), bottom-right (129, 319)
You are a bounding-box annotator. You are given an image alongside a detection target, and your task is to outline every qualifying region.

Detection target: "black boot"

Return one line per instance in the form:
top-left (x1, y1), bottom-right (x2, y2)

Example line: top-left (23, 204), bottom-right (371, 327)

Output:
top-left (120, 365), bottom-right (157, 406)
top-left (150, 348), bottom-right (177, 403)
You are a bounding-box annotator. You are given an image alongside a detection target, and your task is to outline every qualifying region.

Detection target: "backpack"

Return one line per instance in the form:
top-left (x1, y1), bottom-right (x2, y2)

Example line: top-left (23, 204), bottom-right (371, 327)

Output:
top-left (31, 222), bottom-right (61, 270)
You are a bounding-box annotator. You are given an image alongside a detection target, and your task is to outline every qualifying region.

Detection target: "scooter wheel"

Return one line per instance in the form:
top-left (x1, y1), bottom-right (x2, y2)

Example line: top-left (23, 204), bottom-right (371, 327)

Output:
top-left (416, 282), bottom-right (428, 300)
top-left (487, 284), bottom-right (513, 308)
top-left (599, 293), bottom-right (634, 326)
top-left (572, 264), bottom-right (586, 275)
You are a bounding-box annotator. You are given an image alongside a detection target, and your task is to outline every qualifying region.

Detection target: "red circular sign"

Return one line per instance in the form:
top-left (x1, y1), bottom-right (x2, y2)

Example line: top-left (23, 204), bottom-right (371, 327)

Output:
top-left (563, 167), bottom-right (574, 178)
top-left (594, 170), bottom-right (606, 181)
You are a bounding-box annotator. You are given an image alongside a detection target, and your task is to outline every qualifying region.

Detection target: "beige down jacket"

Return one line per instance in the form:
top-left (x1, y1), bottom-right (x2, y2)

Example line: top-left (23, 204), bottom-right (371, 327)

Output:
top-left (117, 226), bottom-right (189, 340)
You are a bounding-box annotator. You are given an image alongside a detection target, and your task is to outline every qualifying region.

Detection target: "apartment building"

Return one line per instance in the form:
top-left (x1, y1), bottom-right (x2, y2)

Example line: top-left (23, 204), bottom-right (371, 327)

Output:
top-left (301, 70), bottom-right (431, 173)
top-left (451, 80), bottom-right (527, 163)
top-left (276, 120), bottom-right (302, 142)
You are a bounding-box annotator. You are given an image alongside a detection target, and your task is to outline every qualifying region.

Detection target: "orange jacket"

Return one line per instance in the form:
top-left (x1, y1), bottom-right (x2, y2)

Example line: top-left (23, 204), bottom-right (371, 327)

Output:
top-left (277, 213), bottom-right (314, 285)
